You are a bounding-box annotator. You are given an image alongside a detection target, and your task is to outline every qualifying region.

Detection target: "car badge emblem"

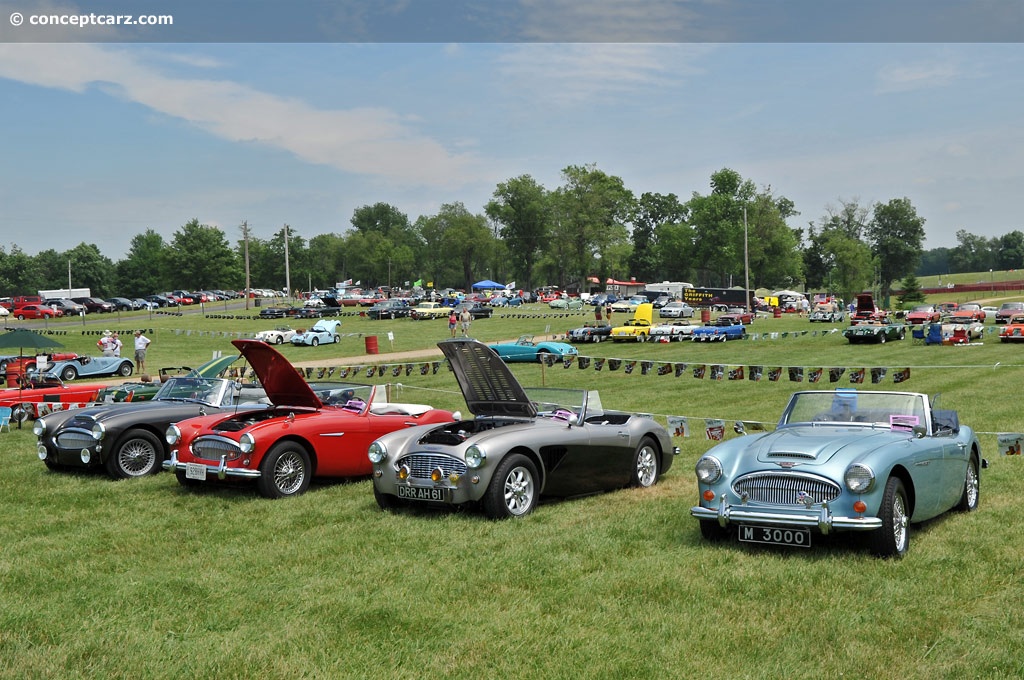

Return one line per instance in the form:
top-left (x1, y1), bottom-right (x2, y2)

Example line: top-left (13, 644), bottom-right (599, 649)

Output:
top-left (796, 490), bottom-right (815, 506)
top-left (778, 461), bottom-right (798, 468)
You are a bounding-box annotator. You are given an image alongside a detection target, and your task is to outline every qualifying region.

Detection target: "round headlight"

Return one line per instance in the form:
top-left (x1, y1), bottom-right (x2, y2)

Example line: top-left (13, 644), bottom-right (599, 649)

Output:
top-left (33, 419), bottom-right (46, 437)
top-left (465, 445), bottom-right (486, 469)
top-left (165, 424), bottom-right (181, 445)
top-left (844, 464), bottom-right (875, 493)
top-left (91, 422), bottom-right (106, 441)
top-left (695, 456), bottom-right (723, 484)
top-left (368, 441), bottom-right (387, 464)
top-left (239, 432), bottom-right (255, 454)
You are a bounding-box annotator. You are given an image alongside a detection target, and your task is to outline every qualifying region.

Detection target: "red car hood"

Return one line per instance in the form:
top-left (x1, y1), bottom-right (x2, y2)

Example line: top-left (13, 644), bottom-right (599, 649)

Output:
top-left (231, 339), bottom-right (321, 409)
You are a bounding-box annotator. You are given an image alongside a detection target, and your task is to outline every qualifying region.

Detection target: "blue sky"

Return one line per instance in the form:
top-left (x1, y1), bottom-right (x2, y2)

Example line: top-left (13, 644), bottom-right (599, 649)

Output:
top-left (1, 1), bottom-right (1022, 260)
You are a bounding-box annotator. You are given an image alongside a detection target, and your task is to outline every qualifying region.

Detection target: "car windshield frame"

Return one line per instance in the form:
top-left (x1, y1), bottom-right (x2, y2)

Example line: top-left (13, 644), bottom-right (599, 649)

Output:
top-left (525, 387), bottom-right (599, 426)
top-left (779, 390), bottom-right (931, 434)
top-left (154, 377), bottom-right (235, 406)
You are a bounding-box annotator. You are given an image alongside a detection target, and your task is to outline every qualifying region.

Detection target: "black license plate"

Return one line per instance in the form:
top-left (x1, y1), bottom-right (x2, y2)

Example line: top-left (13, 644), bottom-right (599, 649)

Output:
top-left (396, 485), bottom-right (448, 502)
top-left (738, 525), bottom-right (811, 548)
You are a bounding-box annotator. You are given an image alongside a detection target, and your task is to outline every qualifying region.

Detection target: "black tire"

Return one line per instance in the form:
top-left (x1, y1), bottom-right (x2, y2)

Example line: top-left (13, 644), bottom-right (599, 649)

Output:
top-left (105, 429), bottom-right (162, 478)
top-left (482, 454), bottom-right (539, 519)
top-left (956, 456), bottom-right (980, 512)
top-left (899, 329), bottom-right (906, 340)
top-left (332, 335), bottom-right (339, 343)
top-left (699, 520), bottom-right (731, 542)
top-left (879, 333), bottom-right (886, 344)
top-left (274, 336), bottom-right (283, 345)
top-left (630, 437), bottom-right (660, 488)
top-left (536, 349), bottom-right (550, 363)
top-left (311, 337), bottom-right (319, 347)
top-left (61, 365), bottom-right (78, 381)
top-left (118, 362), bottom-right (133, 377)
top-left (869, 477), bottom-right (909, 558)
top-left (17, 314), bottom-right (25, 320)
top-left (257, 441), bottom-right (312, 498)
top-left (374, 485), bottom-right (402, 511)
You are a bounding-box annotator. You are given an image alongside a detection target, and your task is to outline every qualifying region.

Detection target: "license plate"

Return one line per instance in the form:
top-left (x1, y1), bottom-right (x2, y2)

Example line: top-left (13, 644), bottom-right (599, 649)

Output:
top-left (396, 485), bottom-right (447, 502)
top-left (185, 462), bottom-right (208, 481)
top-left (738, 525), bottom-right (811, 548)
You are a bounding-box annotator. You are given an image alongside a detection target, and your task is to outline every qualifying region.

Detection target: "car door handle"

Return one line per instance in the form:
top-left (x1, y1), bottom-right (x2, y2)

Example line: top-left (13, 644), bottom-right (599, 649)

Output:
top-left (618, 431), bottom-right (630, 438)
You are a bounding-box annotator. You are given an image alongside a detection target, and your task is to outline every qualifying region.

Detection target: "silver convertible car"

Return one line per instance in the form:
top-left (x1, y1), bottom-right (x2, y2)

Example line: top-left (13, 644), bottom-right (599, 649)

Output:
top-left (369, 338), bottom-right (679, 518)
top-left (691, 389), bottom-right (984, 558)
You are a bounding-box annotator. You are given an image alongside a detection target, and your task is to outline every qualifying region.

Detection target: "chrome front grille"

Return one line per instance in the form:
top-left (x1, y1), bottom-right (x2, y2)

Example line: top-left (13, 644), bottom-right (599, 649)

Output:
top-left (191, 436), bottom-right (242, 461)
top-left (733, 472), bottom-right (841, 505)
top-left (55, 431), bottom-right (96, 450)
top-left (398, 453), bottom-right (468, 479)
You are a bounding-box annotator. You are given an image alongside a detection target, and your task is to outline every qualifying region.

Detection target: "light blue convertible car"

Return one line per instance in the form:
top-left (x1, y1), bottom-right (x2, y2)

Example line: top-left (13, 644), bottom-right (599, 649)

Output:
top-left (32, 355), bottom-right (135, 382)
top-left (691, 389), bottom-right (984, 558)
top-left (290, 319), bottom-right (341, 347)
top-left (489, 335), bottom-right (578, 363)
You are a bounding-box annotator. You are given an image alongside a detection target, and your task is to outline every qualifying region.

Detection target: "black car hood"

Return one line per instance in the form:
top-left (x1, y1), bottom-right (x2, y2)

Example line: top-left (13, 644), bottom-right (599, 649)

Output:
top-left (438, 338), bottom-right (536, 418)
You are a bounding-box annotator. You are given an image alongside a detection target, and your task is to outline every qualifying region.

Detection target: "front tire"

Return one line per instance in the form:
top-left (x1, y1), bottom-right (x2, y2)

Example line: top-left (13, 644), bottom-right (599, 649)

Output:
top-left (257, 442), bottom-right (312, 498)
top-left (274, 336), bottom-right (283, 345)
top-left (879, 333), bottom-right (887, 344)
top-left (630, 437), bottom-right (660, 488)
top-left (483, 454), bottom-right (539, 519)
top-left (956, 456), bottom-right (980, 512)
top-left (118, 362), bottom-right (133, 377)
top-left (106, 430), bottom-right (162, 478)
top-left (699, 520), bottom-right (730, 541)
top-left (869, 477), bottom-right (909, 558)
top-left (311, 337), bottom-right (319, 347)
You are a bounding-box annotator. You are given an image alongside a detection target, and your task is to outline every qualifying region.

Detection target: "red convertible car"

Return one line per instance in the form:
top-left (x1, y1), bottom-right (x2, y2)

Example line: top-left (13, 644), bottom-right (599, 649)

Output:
top-left (164, 339), bottom-right (457, 498)
top-left (0, 374), bottom-right (105, 421)
top-left (905, 305), bottom-right (940, 325)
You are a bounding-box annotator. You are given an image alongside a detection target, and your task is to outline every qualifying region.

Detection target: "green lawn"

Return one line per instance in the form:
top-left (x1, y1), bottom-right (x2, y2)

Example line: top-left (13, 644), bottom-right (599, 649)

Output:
top-left (2, 304), bottom-right (1024, 679)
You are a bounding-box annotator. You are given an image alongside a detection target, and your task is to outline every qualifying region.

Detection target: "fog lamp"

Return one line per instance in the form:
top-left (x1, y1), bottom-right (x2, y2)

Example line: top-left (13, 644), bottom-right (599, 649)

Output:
top-left (80, 448), bottom-right (91, 464)
top-left (430, 467), bottom-right (444, 483)
top-left (398, 464), bottom-right (410, 480)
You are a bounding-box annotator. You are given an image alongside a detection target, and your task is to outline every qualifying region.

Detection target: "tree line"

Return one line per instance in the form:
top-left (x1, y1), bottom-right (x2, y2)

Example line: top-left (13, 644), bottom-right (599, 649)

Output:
top-left (1, 165), bottom-right (1018, 302)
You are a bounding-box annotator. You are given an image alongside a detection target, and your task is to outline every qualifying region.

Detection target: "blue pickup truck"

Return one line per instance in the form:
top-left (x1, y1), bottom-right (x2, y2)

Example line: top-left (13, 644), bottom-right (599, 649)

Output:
top-left (691, 315), bottom-right (747, 342)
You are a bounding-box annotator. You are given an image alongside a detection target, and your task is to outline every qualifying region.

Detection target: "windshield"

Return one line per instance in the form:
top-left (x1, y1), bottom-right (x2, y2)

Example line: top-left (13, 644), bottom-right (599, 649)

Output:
top-left (781, 390), bottom-right (929, 432)
top-left (309, 383), bottom-right (375, 411)
top-left (155, 377), bottom-right (234, 406)
top-left (525, 387), bottom-right (591, 425)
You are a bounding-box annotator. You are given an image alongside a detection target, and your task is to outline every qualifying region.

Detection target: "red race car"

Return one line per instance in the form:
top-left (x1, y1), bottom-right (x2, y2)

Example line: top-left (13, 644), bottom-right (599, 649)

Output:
top-left (0, 374), bottom-right (105, 421)
top-left (164, 339), bottom-right (457, 498)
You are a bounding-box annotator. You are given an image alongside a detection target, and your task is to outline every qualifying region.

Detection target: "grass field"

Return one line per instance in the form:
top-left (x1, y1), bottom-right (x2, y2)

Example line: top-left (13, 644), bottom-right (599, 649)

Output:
top-left (2, 296), bottom-right (1024, 679)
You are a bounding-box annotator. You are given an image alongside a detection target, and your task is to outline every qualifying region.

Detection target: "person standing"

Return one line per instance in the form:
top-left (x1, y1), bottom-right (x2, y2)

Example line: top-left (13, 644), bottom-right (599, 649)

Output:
top-left (111, 332), bottom-right (123, 357)
top-left (459, 307), bottom-right (472, 336)
top-left (605, 303), bottom-right (613, 325)
top-left (97, 330), bottom-right (115, 356)
top-left (448, 311), bottom-right (458, 337)
top-left (595, 304), bottom-right (603, 323)
top-left (133, 330), bottom-right (151, 373)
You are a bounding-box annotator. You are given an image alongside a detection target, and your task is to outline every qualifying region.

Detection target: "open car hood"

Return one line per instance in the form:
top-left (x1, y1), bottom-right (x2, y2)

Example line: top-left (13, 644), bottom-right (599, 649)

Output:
top-left (231, 339), bottom-right (321, 409)
top-left (438, 338), bottom-right (536, 418)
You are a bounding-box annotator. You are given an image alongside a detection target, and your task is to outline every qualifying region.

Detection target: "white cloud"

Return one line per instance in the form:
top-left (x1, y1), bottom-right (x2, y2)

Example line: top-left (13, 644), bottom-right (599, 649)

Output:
top-left (875, 60), bottom-right (961, 94)
top-left (497, 43), bottom-right (711, 106)
top-left (0, 43), bottom-right (479, 186)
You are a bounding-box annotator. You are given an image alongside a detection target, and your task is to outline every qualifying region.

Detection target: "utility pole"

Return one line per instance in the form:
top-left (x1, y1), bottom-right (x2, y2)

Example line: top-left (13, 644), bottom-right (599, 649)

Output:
top-left (743, 208), bottom-right (751, 312)
top-left (241, 221), bottom-right (251, 310)
top-left (284, 223), bottom-right (291, 300)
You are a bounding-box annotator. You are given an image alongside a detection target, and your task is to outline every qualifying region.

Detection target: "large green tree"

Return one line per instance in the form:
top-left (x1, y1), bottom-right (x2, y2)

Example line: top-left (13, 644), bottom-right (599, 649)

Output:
top-left (948, 228), bottom-right (994, 274)
top-left (116, 229), bottom-right (168, 297)
top-left (417, 203), bottom-right (495, 291)
top-left (485, 175), bottom-right (550, 291)
top-left (995, 230), bottom-right (1024, 270)
top-left (865, 198), bottom-right (926, 303)
top-left (65, 243), bottom-right (116, 297)
top-left (167, 219), bottom-right (240, 290)
top-left (686, 168), bottom-right (755, 287)
top-left (549, 164), bottom-right (634, 289)
top-left (629, 192), bottom-right (686, 283)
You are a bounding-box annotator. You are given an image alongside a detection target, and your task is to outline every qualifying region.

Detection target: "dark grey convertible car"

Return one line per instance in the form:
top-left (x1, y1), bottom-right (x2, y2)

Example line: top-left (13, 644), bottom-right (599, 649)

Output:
top-left (34, 376), bottom-right (268, 479)
top-left (369, 338), bottom-right (679, 518)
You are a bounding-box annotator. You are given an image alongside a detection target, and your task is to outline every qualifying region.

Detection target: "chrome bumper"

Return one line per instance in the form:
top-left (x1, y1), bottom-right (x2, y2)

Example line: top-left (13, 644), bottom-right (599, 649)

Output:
top-left (163, 450), bottom-right (262, 480)
top-left (691, 494), bottom-right (882, 534)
